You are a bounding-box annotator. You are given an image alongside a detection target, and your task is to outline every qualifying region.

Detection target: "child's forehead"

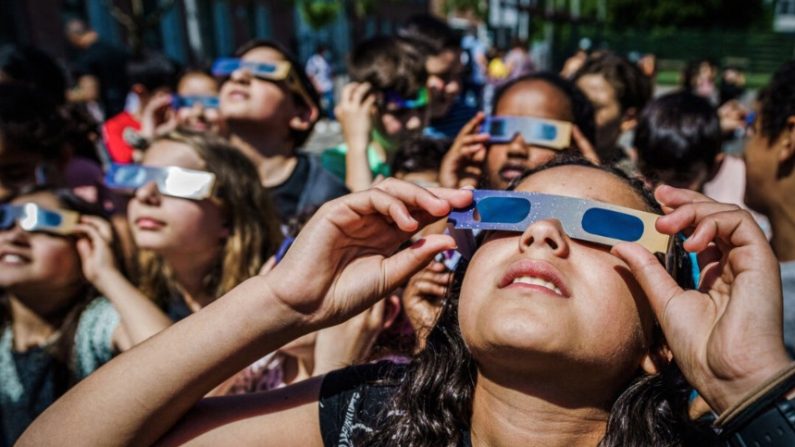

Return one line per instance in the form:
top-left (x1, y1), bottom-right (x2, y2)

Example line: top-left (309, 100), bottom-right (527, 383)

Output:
top-left (241, 47), bottom-right (288, 64)
top-left (515, 166), bottom-right (647, 211)
top-left (495, 81), bottom-right (574, 122)
top-left (11, 191), bottom-right (60, 209)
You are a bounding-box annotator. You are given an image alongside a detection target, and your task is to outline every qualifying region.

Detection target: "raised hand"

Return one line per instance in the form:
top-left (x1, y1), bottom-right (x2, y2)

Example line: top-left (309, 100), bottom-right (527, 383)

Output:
top-left (612, 185), bottom-right (791, 413)
top-left (265, 178), bottom-right (472, 330)
top-left (439, 112), bottom-right (490, 189)
top-left (75, 215), bottom-right (120, 287)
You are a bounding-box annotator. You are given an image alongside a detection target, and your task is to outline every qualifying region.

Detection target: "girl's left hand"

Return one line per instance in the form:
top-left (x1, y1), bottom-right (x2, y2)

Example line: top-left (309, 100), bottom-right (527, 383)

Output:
top-left (612, 186), bottom-right (791, 414)
top-left (75, 215), bottom-right (119, 288)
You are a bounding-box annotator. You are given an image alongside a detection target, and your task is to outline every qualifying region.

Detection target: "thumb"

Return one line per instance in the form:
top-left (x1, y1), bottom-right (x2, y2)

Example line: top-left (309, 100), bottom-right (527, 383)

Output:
top-left (381, 234), bottom-right (456, 294)
top-left (611, 242), bottom-right (683, 324)
top-left (76, 238), bottom-right (92, 262)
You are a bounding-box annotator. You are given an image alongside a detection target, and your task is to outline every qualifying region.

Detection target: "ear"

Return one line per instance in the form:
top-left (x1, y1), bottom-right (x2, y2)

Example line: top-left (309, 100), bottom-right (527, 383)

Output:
top-left (288, 103), bottom-right (320, 133)
top-left (778, 115), bottom-right (795, 163)
top-left (381, 294), bottom-right (402, 331)
top-left (640, 341), bottom-right (673, 375)
top-left (621, 107), bottom-right (638, 133)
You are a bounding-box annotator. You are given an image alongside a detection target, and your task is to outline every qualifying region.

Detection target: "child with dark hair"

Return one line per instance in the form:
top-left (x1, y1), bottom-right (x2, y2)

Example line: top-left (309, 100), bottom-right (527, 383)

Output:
top-left (440, 72), bottom-right (598, 190)
top-left (101, 51), bottom-right (178, 164)
top-left (216, 39), bottom-right (348, 222)
top-left (573, 52), bottom-right (652, 162)
top-left (322, 36), bottom-right (429, 191)
top-left (399, 14), bottom-right (478, 139)
top-left (743, 60), bottom-right (795, 353)
top-left (634, 91), bottom-right (722, 191)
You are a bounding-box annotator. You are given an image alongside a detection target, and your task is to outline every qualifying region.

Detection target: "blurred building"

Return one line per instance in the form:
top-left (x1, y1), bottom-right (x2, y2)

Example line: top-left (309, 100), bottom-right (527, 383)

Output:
top-left (1, 0), bottom-right (430, 69)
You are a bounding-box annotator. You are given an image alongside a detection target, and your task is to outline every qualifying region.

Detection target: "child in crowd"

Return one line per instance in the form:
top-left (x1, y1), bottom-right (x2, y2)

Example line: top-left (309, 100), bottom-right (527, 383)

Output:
top-left (22, 157), bottom-right (793, 447)
top-left (398, 15), bottom-right (476, 140)
top-left (216, 40), bottom-right (348, 223)
top-left (634, 91), bottom-right (723, 191)
top-left (138, 69), bottom-right (223, 141)
top-left (101, 130), bottom-right (282, 320)
top-left (440, 72), bottom-right (598, 190)
top-left (322, 36), bottom-right (429, 192)
top-left (0, 188), bottom-right (142, 445)
top-left (101, 51), bottom-right (177, 164)
top-left (572, 52), bottom-right (652, 163)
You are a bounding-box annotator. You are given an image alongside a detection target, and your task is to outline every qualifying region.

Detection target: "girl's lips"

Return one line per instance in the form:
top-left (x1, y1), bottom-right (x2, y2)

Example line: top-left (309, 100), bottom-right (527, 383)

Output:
top-left (135, 217), bottom-right (166, 230)
top-left (0, 251), bottom-right (31, 265)
top-left (499, 259), bottom-right (571, 298)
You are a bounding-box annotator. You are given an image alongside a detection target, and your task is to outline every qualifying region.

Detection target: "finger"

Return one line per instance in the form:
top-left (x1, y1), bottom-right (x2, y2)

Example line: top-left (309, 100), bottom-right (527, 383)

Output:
top-left (683, 209), bottom-right (769, 256)
top-left (457, 111), bottom-right (485, 138)
top-left (571, 126), bottom-right (600, 164)
top-left (611, 242), bottom-right (684, 327)
top-left (460, 133), bottom-right (491, 145)
top-left (79, 215), bottom-right (113, 242)
top-left (696, 242), bottom-right (722, 269)
top-left (351, 82), bottom-right (371, 104)
top-left (75, 238), bottom-right (92, 261)
top-left (375, 179), bottom-right (473, 218)
top-left (656, 201), bottom-right (741, 235)
top-left (426, 261), bottom-right (447, 273)
top-left (413, 279), bottom-right (448, 297)
top-left (342, 83), bottom-right (356, 103)
top-left (656, 199), bottom-right (746, 239)
top-left (362, 93), bottom-right (377, 110)
top-left (382, 233), bottom-right (458, 294)
top-left (654, 185), bottom-right (716, 209)
top-left (341, 188), bottom-right (419, 232)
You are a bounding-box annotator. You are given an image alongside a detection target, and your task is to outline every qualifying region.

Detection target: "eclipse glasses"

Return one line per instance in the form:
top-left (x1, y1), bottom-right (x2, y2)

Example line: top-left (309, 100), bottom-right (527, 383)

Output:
top-left (481, 116), bottom-right (572, 150)
top-left (448, 190), bottom-right (677, 273)
top-left (0, 203), bottom-right (79, 235)
top-left (104, 163), bottom-right (216, 200)
top-left (171, 95), bottom-right (220, 109)
top-left (211, 57), bottom-right (315, 109)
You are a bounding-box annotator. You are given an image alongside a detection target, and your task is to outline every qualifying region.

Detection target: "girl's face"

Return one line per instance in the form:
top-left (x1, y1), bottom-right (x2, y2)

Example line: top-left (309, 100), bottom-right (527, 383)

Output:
top-left (0, 192), bottom-right (83, 310)
top-left (458, 166), bottom-right (657, 387)
top-left (486, 80), bottom-right (575, 189)
top-left (176, 72), bottom-right (222, 134)
top-left (127, 140), bottom-right (227, 258)
top-left (219, 47), bottom-right (299, 130)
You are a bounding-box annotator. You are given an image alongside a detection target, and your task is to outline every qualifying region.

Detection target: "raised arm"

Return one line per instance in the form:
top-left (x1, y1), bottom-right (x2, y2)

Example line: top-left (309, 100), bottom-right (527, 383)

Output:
top-left (75, 215), bottom-right (173, 350)
top-left (19, 180), bottom-right (471, 446)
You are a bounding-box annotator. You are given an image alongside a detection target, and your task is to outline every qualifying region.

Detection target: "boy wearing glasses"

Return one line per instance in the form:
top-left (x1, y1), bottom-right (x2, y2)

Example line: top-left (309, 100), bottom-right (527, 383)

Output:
top-left (215, 40), bottom-right (348, 223)
top-left (322, 36), bottom-right (429, 192)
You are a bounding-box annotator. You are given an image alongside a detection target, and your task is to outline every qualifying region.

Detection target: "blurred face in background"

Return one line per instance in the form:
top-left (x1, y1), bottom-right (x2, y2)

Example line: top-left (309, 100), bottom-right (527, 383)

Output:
top-left (175, 72), bottom-right (222, 134)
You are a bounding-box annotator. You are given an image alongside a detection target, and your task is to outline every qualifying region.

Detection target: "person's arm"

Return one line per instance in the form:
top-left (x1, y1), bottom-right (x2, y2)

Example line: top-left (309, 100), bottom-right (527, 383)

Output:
top-left (19, 180), bottom-right (472, 446)
top-left (337, 82), bottom-right (377, 192)
top-left (75, 216), bottom-right (172, 350)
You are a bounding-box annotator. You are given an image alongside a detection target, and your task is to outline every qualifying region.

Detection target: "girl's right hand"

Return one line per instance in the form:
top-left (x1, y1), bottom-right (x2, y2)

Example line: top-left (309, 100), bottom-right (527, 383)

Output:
top-left (75, 215), bottom-right (119, 288)
top-left (439, 112), bottom-right (490, 189)
top-left (264, 179), bottom-right (472, 330)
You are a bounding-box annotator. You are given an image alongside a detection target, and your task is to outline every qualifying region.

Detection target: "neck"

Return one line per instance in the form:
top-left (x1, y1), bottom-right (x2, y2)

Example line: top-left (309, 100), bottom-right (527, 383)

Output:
top-left (7, 294), bottom-right (67, 351)
top-left (164, 252), bottom-right (218, 311)
top-left (768, 199), bottom-right (795, 262)
top-left (228, 124), bottom-right (297, 188)
top-left (470, 370), bottom-right (610, 447)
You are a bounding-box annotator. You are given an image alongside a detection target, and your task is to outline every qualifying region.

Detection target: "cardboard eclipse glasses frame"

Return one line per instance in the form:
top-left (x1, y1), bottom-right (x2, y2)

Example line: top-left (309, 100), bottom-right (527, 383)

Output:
top-left (481, 115), bottom-right (572, 150)
top-left (0, 203), bottom-right (79, 235)
top-left (211, 57), bottom-right (315, 110)
top-left (448, 190), bottom-right (675, 271)
top-left (104, 163), bottom-right (216, 201)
